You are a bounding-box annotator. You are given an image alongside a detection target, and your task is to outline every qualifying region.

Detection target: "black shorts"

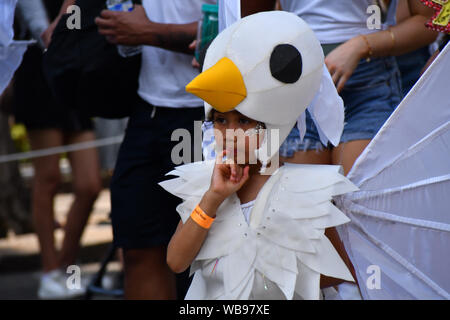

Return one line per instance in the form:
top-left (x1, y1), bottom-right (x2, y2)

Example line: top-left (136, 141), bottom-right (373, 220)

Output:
top-left (13, 45), bottom-right (93, 132)
top-left (110, 98), bottom-right (204, 249)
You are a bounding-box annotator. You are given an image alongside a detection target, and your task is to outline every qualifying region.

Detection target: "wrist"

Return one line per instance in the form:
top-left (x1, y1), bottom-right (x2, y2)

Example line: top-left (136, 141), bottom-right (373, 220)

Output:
top-left (142, 22), bottom-right (197, 54)
top-left (206, 189), bottom-right (227, 204)
top-left (200, 190), bottom-right (226, 218)
top-left (141, 21), bottom-right (163, 46)
top-left (356, 35), bottom-right (373, 61)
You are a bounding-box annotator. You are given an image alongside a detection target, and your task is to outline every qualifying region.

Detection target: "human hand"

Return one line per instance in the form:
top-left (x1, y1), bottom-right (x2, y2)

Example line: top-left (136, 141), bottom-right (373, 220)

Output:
top-left (95, 5), bottom-right (151, 45)
top-left (189, 40), bottom-right (201, 68)
top-left (207, 150), bottom-right (250, 203)
top-left (325, 36), bottom-right (368, 93)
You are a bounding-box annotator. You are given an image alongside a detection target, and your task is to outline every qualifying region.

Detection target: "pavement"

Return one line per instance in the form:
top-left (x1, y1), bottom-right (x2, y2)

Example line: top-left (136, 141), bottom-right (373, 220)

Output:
top-left (0, 189), bottom-right (123, 300)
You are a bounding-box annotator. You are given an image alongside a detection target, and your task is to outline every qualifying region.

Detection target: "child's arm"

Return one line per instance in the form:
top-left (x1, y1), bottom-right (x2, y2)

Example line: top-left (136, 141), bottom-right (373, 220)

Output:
top-left (167, 153), bottom-right (250, 274)
top-left (167, 190), bottom-right (226, 274)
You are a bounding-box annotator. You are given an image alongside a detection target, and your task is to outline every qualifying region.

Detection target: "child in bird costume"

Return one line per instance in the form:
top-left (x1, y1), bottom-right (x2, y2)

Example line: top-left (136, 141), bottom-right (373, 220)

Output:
top-left (160, 11), bottom-right (359, 300)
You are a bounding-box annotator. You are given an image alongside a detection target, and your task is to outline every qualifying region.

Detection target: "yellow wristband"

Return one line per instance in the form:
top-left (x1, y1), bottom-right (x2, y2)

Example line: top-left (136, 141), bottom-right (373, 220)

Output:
top-left (190, 205), bottom-right (215, 229)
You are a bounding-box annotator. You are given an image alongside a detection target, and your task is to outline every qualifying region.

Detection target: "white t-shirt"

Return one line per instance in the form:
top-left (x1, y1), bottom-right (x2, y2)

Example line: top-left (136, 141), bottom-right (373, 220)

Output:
top-left (139, 0), bottom-right (215, 108)
top-left (218, 0), bottom-right (240, 32)
top-left (279, 0), bottom-right (397, 44)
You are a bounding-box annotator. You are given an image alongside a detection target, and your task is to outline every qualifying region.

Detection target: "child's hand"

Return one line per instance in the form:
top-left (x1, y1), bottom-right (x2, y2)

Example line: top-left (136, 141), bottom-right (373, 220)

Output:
top-left (208, 150), bottom-right (250, 203)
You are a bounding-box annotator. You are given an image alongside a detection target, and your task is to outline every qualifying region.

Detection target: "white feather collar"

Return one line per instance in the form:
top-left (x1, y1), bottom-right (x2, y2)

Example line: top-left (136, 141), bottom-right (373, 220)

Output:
top-left (159, 161), bottom-right (359, 300)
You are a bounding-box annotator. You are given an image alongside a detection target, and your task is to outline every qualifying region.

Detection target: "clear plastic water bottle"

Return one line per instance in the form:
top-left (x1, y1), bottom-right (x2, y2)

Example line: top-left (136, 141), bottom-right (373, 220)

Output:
top-left (106, 0), bottom-right (142, 57)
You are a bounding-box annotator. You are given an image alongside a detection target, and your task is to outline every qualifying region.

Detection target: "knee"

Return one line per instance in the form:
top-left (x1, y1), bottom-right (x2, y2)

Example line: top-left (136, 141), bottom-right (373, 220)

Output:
top-left (73, 177), bottom-right (102, 201)
top-left (33, 171), bottom-right (62, 196)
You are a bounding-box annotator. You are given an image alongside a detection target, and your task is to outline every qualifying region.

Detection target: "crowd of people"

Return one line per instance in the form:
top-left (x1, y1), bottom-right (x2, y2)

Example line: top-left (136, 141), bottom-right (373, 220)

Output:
top-left (1, 0), bottom-right (448, 300)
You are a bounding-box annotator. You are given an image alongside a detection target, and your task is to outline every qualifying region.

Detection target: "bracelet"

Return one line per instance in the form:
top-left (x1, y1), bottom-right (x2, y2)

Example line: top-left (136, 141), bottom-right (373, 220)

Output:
top-left (387, 28), bottom-right (396, 54)
top-left (190, 204), bottom-right (215, 229)
top-left (360, 35), bottom-right (373, 62)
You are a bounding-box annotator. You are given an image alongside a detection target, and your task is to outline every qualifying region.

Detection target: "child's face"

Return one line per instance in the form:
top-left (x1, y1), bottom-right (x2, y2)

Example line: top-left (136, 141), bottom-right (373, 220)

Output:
top-left (212, 110), bottom-right (265, 165)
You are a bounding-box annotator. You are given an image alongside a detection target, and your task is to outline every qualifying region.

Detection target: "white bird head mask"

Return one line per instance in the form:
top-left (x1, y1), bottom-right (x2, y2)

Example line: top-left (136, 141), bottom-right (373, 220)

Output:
top-left (186, 11), bottom-right (324, 170)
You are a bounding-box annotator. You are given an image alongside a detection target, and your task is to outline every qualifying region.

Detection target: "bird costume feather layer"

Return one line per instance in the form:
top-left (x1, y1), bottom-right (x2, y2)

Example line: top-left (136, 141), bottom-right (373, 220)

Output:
top-left (159, 161), bottom-right (359, 300)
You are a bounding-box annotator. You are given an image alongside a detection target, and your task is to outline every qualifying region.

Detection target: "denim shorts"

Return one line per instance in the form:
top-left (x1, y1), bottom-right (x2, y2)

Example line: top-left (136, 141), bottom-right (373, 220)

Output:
top-left (395, 47), bottom-right (430, 96)
top-left (280, 56), bottom-right (403, 156)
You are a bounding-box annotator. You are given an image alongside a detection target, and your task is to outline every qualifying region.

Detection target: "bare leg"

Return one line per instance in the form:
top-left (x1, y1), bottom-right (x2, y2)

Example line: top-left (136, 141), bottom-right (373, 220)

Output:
top-left (331, 140), bottom-right (371, 176)
top-left (58, 131), bottom-right (102, 268)
top-left (28, 129), bottom-right (64, 273)
top-left (123, 246), bottom-right (177, 300)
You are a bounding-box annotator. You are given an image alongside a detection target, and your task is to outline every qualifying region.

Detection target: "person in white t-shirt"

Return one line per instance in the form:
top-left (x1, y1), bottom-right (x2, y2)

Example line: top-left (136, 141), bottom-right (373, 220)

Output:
top-left (275, 0), bottom-right (438, 175)
top-left (95, 0), bottom-right (215, 300)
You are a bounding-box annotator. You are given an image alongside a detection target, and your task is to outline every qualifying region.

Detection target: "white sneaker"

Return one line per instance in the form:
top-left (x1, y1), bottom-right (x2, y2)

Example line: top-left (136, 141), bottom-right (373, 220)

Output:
top-left (38, 269), bottom-right (86, 300)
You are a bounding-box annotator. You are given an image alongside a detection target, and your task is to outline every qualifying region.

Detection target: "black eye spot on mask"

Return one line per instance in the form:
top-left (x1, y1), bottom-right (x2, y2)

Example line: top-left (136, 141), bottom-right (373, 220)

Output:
top-left (270, 44), bottom-right (302, 84)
